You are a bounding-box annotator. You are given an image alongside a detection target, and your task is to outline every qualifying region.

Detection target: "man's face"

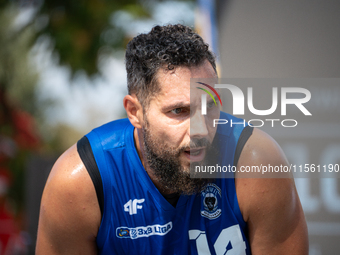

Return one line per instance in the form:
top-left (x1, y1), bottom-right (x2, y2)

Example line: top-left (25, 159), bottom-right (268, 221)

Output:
top-left (141, 61), bottom-right (220, 194)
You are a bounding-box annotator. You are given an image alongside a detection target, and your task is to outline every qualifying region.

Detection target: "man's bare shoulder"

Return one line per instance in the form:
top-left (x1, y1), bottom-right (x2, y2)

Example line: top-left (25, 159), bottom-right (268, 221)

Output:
top-left (235, 128), bottom-right (308, 254)
top-left (36, 144), bottom-right (101, 255)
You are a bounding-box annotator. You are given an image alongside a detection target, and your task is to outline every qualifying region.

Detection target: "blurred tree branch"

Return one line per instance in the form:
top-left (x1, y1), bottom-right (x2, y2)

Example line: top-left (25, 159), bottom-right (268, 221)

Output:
top-left (34, 0), bottom-right (151, 75)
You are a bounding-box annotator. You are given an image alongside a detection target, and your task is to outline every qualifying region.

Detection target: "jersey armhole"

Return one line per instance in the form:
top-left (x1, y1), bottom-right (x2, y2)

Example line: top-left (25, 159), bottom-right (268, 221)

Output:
top-left (77, 136), bottom-right (104, 217)
top-left (230, 125), bottom-right (254, 231)
top-left (233, 125), bottom-right (254, 167)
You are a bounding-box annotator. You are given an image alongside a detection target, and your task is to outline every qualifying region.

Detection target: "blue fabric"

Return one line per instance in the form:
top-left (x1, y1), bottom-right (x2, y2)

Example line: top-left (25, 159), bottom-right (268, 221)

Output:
top-left (86, 112), bottom-right (251, 255)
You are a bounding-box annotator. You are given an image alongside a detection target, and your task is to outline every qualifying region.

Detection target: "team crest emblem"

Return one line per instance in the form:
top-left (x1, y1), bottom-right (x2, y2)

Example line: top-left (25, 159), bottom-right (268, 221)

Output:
top-left (201, 183), bottom-right (222, 220)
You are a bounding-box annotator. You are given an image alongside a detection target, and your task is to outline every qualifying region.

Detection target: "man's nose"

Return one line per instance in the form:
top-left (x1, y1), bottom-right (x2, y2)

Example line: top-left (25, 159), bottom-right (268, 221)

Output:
top-left (190, 110), bottom-right (208, 138)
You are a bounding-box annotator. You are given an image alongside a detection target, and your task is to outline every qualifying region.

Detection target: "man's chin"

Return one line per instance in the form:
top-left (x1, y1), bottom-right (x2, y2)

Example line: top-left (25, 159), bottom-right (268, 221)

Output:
top-left (164, 182), bottom-right (209, 196)
top-left (179, 177), bottom-right (212, 195)
top-left (159, 168), bottom-right (212, 195)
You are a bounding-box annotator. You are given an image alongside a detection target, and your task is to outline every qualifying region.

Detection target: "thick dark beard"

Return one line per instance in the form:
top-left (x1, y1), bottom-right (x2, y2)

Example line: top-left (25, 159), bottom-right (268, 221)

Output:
top-left (142, 123), bottom-right (216, 195)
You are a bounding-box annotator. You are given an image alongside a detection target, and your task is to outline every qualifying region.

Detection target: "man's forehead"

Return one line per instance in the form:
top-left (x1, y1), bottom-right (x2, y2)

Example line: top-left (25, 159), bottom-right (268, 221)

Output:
top-left (156, 63), bottom-right (217, 94)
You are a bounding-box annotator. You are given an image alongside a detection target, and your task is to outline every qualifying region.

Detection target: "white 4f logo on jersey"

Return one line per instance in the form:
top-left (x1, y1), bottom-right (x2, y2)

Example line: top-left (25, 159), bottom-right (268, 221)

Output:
top-left (124, 198), bottom-right (145, 215)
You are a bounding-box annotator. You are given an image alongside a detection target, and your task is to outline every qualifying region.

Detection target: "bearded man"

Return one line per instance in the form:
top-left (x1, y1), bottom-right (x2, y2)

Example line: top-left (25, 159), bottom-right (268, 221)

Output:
top-left (36, 24), bottom-right (308, 254)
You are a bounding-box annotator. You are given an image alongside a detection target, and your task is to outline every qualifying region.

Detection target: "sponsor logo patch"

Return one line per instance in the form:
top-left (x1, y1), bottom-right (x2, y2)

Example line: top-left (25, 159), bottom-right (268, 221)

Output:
top-left (201, 183), bottom-right (222, 220)
top-left (116, 222), bottom-right (172, 239)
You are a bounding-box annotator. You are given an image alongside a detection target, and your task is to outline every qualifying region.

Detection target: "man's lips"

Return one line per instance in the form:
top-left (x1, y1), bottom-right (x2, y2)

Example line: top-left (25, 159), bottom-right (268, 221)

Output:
top-left (184, 148), bottom-right (206, 162)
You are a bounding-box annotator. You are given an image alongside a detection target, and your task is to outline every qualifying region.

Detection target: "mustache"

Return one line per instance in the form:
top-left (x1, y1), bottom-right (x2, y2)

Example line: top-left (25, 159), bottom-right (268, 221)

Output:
top-left (180, 138), bottom-right (211, 152)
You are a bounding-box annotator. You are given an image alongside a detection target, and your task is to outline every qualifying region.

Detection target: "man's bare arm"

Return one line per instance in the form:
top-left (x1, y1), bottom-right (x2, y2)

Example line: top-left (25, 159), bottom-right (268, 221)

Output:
top-left (236, 128), bottom-right (308, 254)
top-left (36, 144), bottom-right (101, 255)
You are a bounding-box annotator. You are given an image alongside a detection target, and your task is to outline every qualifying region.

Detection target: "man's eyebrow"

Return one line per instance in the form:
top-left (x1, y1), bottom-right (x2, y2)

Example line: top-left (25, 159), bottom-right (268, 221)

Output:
top-left (162, 102), bottom-right (191, 111)
top-left (162, 95), bottom-right (219, 111)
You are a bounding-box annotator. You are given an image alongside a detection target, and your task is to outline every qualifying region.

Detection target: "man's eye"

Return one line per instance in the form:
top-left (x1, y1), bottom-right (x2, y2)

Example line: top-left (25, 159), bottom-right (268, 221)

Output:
top-left (171, 108), bottom-right (183, 115)
top-left (207, 101), bottom-right (215, 108)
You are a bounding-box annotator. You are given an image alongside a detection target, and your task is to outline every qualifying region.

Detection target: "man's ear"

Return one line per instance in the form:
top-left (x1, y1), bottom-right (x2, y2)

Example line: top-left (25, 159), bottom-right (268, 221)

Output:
top-left (123, 95), bottom-right (143, 129)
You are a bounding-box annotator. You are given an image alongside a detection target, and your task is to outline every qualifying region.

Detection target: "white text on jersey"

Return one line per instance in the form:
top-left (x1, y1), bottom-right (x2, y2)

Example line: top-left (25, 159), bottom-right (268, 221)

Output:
top-left (124, 198), bottom-right (145, 215)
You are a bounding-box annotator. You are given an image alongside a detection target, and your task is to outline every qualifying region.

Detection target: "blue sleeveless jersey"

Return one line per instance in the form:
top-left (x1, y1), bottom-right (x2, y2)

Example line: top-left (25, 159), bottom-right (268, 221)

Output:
top-left (86, 112), bottom-right (251, 255)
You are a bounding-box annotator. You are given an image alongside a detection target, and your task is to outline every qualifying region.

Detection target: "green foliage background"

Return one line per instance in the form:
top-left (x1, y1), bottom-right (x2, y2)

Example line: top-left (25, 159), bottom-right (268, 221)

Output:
top-left (38, 0), bottom-right (151, 75)
top-left (0, 0), bottom-right (152, 216)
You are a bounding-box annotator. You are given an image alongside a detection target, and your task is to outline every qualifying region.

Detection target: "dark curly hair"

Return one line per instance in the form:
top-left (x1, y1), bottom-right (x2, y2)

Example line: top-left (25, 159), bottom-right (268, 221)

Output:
top-left (125, 24), bottom-right (216, 107)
